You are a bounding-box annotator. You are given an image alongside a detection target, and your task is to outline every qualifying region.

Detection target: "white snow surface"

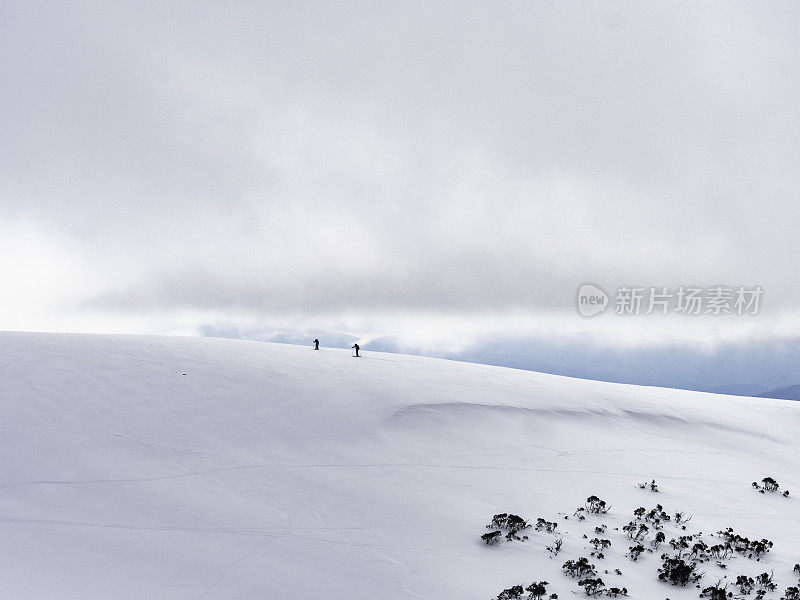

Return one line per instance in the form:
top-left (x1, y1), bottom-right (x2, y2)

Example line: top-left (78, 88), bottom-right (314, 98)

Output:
top-left (0, 332), bottom-right (798, 599)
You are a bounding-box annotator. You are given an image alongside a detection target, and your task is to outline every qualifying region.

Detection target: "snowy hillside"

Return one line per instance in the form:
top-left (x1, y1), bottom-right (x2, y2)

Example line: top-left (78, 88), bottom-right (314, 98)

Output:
top-left (1, 332), bottom-right (798, 600)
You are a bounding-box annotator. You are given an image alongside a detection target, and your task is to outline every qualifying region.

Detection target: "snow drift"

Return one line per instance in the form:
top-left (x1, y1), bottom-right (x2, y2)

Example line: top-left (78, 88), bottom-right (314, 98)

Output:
top-left (0, 332), bottom-right (797, 599)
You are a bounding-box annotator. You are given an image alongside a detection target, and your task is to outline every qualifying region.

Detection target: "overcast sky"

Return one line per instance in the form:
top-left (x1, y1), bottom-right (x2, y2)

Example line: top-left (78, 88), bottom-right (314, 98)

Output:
top-left (2, 2), bottom-right (799, 350)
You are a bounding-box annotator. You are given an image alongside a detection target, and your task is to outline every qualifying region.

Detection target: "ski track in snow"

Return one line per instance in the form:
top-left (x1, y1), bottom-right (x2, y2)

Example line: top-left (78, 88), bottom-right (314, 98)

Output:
top-left (0, 463), bottom-right (753, 495)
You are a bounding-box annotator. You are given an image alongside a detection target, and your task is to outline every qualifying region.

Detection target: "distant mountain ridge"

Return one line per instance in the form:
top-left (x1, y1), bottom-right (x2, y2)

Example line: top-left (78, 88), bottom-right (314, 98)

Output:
top-left (708, 383), bottom-right (770, 396)
top-left (759, 383), bottom-right (800, 401)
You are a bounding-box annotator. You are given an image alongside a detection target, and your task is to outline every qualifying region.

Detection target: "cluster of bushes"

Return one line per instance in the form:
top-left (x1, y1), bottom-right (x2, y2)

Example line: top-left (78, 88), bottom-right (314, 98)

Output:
top-left (779, 568), bottom-right (800, 600)
top-left (481, 513), bottom-right (564, 553)
top-left (626, 544), bottom-right (644, 561)
top-left (633, 503), bottom-right (671, 529)
top-left (622, 521), bottom-right (648, 542)
top-left (563, 557), bottom-right (596, 579)
top-left (545, 537), bottom-right (563, 556)
top-left (561, 558), bottom-right (627, 597)
top-left (576, 577), bottom-right (605, 596)
top-left (728, 571), bottom-right (785, 599)
top-left (667, 534), bottom-right (696, 558)
top-left (483, 482), bottom-right (794, 600)
top-left (650, 531), bottom-right (666, 550)
top-left (619, 503), bottom-right (678, 559)
top-left (649, 526), bottom-right (774, 571)
top-left (585, 496), bottom-right (610, 515)
top-left (535, 518), bottom-right (558, 533)
top-left (737, 574), bottom-right (756, 594)
top-left (491, 578), bottom-right (626, 600)
top-left (482, 513), bottom-right (531, 544)
top-left (752, 476), bottom-right (790, 497)
top-left (657, 555), bottom-right (701, 586)
top-left (717, 527), bottom-right (773, 560)
top-left (482, 530), bottom-right (503, 546)
top-left (492, 581), bottom-right (556, 600)
top-left (606, 586), bottom-right (627, 596)
top-left (573, 496), bottom-right (611, 521)
top-left (589, 537), bottom-right (611, 559)
top-left (575, 577), bottom-right (627, 597)
top-left (649, 521), bottom-right (783, 597)
top-left (699, 580), bottom-right (729, 599)
top-left (755, 571), bottom-right (777, 596)
top-left (637, 479), bottom-right (659, 492)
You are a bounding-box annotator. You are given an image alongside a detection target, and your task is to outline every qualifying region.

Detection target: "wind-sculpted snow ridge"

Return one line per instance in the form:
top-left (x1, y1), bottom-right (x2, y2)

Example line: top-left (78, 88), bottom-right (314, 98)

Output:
top-left (0, 332), bottom-right (798, 599)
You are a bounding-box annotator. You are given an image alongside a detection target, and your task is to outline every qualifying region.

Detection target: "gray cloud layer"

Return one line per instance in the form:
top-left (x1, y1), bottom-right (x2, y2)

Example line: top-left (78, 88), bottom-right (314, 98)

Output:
top-left (2, 2), bottom-right (799, 340)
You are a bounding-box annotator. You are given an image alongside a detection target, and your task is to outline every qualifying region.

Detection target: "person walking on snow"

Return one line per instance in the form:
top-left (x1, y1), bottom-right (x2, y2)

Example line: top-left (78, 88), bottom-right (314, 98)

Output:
top-left (351, 343), bottom-right (360, 357)
top-left (313, 338), bottom-right (319, 350)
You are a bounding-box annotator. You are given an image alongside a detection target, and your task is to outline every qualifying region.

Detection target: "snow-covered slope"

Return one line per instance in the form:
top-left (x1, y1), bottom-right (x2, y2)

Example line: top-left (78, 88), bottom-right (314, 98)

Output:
top-left (0, 332), bottom-right (798, 599)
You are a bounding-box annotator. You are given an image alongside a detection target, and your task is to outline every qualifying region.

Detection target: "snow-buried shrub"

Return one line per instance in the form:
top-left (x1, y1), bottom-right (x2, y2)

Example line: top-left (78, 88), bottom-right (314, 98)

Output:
top-left (752, 476), bottom-right (790, 496)
top-left (754, 571), bottom-right (777, 594)
top-left (657, 555), bottom-right (701, 586)
top-left (783, 586), bottom-right (800, 600)
top-left (699, 581), bottom-right (729, 599)
top-left (589, 538), bottom-right (611, 558)
top-left (491, 581), bottom-right (555, 600)
top-left (546, 538), bottom-right (563, 556)
top-left (563, 557), bottom-right (596, 579)
top-left (585, 496), bottom-right (610, 515)
top-left (718, 527), bottom-right (773, 560)
top-left (650, 531), bottom-right (665, 550)
top-left (494, 584), bottom-right (525, 599)
top-left (626, 544), bottom-right (644, 561)
top-left (535, 518), bottom-right (558, 533)
top-left (483, 513), bottom-right (531, 543)
top-left (637, 503), bottom-right (670, 529)
top-left (736, 574), bottom-right (755, 595)
top-left (622, 521), bottom-right (648, 541)
top-left (524, 580), bottom-right (550, 600)
top-left (577, 577), bottom-right (605, 596)
top-left (637, 479), bottom-right (659, 492)
top-left (482, 531), bottom-right (502, 546)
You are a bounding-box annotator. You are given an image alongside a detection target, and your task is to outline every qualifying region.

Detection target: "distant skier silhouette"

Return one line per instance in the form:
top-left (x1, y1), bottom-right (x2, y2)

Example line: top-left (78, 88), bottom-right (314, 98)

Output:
top-left (313, 338), bottom-right (319, 350)
top-left (351, 343), bottom-right (360, 357)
